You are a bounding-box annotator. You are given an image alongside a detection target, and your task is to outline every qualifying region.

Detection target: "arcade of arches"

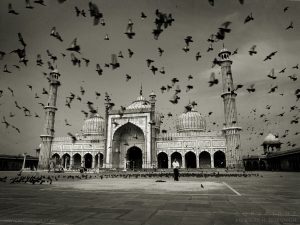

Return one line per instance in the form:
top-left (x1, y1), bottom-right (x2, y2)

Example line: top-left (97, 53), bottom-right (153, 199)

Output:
top-left (157, 150), bottom-right (226, 169)
top-left (51, 152), bottom-right (104, 170)
top-left (52, 150), bottom-right (226, 170)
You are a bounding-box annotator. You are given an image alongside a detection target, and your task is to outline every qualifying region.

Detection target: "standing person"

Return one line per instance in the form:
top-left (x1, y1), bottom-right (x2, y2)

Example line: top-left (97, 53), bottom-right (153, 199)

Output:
top-left (172, 159), bottom-right (180, 181)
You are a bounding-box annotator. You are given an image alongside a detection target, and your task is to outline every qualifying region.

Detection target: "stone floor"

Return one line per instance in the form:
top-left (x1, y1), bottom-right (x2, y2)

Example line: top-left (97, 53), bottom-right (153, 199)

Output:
top-left (0, 171), bottom-right (299, 225)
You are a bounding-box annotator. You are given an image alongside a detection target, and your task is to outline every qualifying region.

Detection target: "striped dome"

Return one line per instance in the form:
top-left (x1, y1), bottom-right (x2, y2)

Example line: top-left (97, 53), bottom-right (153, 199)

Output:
top-left (126, 95), bottom-right (151, 110)
top-left (176, 109), bottom-right (206, 133)
top-left (82, 114), bottom-right (105, 136)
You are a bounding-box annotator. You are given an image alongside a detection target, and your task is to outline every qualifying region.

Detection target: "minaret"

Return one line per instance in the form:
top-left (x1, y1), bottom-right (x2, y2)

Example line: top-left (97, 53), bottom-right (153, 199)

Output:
top-left (38, 69), bottom-right (61, 170)
top-left (218, 48), bottom-right (243, 169)
top-left (149, 90), bottom-right (157, 169)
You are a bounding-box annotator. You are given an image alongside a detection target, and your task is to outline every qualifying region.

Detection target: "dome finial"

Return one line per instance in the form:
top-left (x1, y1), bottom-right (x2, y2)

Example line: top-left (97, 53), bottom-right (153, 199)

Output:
top-left (140, 83), bottom-right (143, 96)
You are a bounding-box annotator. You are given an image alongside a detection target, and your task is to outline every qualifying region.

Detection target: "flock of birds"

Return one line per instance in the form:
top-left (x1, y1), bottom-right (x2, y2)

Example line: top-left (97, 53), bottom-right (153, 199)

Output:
top-left (0, 0), bottom-right (299, 155)
top-left (0, 170), bottom-right (260, 186)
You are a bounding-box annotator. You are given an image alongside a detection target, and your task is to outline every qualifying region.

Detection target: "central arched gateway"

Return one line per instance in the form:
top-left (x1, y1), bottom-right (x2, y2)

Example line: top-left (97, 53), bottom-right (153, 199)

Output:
top-left (111, 122), bottom-right (145, 169)
top-left (127, 146), bottom-right (143, 170)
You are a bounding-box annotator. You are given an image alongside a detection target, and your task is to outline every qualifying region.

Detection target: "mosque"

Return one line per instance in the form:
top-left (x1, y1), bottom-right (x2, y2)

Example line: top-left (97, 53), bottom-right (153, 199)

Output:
top-left (37, 48), bottom-right (243, 171)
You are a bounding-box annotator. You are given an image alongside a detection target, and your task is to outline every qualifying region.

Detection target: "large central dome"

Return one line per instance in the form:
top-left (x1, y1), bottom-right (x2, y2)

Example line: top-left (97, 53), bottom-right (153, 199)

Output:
top-left (82, 113), bottom-right (105, 136)
top-left (176, 107), bottom-right (206, 133)
top-left (126, 94), bottom-right (151, 110)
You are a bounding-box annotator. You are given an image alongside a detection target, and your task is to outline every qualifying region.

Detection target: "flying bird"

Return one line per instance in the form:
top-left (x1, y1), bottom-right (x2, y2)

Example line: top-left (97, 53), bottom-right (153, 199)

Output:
top-left (249, 45), bottom-right (257, 55)
top-left (125, 19), bottom-right (135, 39)
top-left (8, 3), bottom-right (19, 15)
top-left (88, 1), bottom-right (103, 25)
top-left (25, 0), bottom-right (34, 9)
top-left (66, 38), bottom-right (80, 53)
top-left (246, 84), bottom-right (256, 93)
top-left (263, 51), bottom-right (277, 61)
top-left (267, 68), bottom-right (276, 79)
top-left (195, 52), bottom-right (202, 61)
top-left (208, 72), bottom-right (218, 87)
top-left (286, 21), bottom-right (293, 30)
top-left (110, 54), bottom-right (120, 69)
top-left (244, 13), bottom-right (254, 24)
top-left (96, 64), bottom-right (103, 75)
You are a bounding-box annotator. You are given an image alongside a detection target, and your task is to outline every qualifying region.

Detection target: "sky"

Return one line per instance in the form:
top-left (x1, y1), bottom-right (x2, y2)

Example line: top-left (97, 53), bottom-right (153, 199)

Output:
top-left (0, 0), bottom-right (299, 157)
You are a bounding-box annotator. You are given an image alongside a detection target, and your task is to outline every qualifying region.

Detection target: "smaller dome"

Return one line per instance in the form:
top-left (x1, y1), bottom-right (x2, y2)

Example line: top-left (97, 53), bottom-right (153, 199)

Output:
top-left (263, 133), bottom-right (280, 145)
top-left (82, 113), bottom-right (105, 136)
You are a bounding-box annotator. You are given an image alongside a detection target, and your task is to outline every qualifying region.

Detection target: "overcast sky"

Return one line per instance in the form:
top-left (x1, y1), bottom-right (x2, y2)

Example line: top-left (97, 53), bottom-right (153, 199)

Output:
top-left (0, 0), bottom-right (299, 157)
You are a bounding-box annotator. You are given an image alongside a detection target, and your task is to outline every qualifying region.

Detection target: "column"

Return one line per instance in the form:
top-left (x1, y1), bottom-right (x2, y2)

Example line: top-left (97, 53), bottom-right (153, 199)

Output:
top-left (98, 153), bottom-right (101, 168)
top-left (81, 155), bottom-right (84, 167)
top-left (211, 153), bottom-right (214, 168)
top-left (64, 157), bottom-right (67, 169)
top-left (182, 155), bottom-right (185, 169)
top-left (92, 155), bottom-right (95, 169)
top-left (168, 155), bottom-right (172, 168)
top-left (196, 153), bottom-right (199, 168)
top-left (70, 155), bottom-right (74, 170)
top-left (22, 154), bottom-right (27, 170)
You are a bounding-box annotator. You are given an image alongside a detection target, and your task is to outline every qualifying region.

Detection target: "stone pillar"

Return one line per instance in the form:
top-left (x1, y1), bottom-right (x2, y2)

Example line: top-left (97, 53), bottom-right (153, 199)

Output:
top-left (64, 157), bottom-right (67, 169)
top-left (92, 155), bottom-right (95, 169)
top-left (22, 153), bottom-right (27, 170)
top-left (196, 154), bottom-right (200, 168)
top-left (168, 155), bottom-right (172, 168)
top-left (70, 155), bottom-right (74, 169)
top-left (97, 153), bottom-right (100, 168)
top-left (81, 156), bottom-right (84, 167)
top-left (211, 154), bottom-right (214, 168)
top-left (182, 156), bottom-right (185, 169)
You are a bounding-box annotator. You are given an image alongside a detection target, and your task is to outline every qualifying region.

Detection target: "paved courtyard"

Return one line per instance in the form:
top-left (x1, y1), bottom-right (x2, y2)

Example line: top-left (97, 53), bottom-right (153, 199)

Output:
top-left (0, 171), bottom-right (299, 225)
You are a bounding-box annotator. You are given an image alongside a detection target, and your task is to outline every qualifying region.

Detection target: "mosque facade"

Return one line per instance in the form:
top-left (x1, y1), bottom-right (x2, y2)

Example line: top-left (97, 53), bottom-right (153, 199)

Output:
top-left (38, 48), bottom-right (243, 170)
